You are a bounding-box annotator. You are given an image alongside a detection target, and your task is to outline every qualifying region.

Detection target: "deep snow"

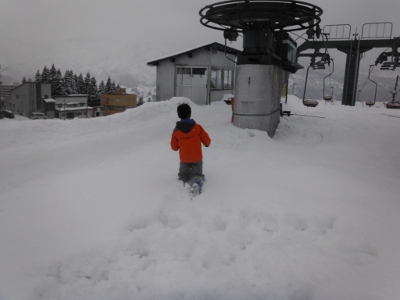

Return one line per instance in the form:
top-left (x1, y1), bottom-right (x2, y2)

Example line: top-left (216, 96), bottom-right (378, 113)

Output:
top-left (1, 96), bottom-right (399, 300)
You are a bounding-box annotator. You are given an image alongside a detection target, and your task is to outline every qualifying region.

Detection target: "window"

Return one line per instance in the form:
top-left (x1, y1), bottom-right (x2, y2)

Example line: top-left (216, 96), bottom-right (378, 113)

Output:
top-left (177, 67), bottom-right (192, 85)
top-left (192, 68), bottom-right (208, 86)
top-left (211, 68), bottom-right (222, 89)
top-left (211, 68), bottom-right (234, 90)
top-left (224, 69), bottom-right (233, 89)
top-left (176, 66), bottom-right (233, 90)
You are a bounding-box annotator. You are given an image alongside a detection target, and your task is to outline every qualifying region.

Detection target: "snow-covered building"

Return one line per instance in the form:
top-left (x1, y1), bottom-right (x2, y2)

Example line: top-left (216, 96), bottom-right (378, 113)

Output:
top-left (147, 42), bottom-right (241, 105)
top-left (53, 94), bottom-right (91, 119)
top-left (10, 82), bottom-right (53, 118)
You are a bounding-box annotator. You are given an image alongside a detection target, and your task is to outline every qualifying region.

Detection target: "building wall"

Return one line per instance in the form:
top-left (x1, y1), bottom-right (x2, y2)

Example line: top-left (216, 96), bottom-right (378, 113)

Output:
top-left (10, 83), bottom-right (51, 117)
top-left (100, 92), bottom-right (137, 116)
top-left (53, 95), bottom-right (88, 106)
top-left (156, 60), bottom-right (176, 101)
top-left (53, 95), bottom-right (90, 119)
top-left (92, 106), bottom-right (104, 118)
top-left (0, 84), bottom-right (19, 103)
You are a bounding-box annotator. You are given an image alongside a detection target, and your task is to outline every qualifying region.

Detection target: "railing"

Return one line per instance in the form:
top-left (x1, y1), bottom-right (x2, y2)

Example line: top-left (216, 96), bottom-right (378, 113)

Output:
top-left (323, 24), bottom-right (351, 40)
top-left (361, 22), bottom-right (392, 39)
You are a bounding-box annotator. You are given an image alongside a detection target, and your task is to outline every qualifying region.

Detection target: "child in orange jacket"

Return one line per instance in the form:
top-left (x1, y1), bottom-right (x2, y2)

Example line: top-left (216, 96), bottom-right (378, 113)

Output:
top-left (171, 103), bottom-right (211, 183)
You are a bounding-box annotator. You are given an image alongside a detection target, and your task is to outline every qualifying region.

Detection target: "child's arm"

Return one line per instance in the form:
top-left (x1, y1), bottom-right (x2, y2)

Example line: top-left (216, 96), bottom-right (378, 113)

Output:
top-left (171, 133), bottom-right (179, 151)
top-left (199, 125), bottom-right (211, 147)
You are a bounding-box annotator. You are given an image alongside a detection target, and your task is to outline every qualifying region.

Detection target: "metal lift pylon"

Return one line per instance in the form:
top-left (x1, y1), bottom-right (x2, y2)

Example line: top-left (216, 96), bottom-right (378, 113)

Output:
top-left (297, 22), bottom-right (400, 106)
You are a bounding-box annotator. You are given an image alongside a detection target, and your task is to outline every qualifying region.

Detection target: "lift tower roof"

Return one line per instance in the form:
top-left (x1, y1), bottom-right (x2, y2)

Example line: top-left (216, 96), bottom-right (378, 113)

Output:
top-left (199, 0), bottom-right (323, 32)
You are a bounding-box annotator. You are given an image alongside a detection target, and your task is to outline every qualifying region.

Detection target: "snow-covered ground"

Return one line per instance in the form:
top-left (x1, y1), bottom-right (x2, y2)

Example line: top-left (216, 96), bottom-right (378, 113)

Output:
top-left (1, 96), bottom-right (399, 300)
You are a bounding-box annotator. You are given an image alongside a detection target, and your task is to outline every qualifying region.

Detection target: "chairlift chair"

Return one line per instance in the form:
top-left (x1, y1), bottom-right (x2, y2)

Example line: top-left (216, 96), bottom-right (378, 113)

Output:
top-left (386, 102), bottom-right (400, 109)
top-left (386, 75), bottom-right (400, 109)
top-left (323, 59), bottom-right (334, 104)
top-left (302, 62), bottom-right (325, 107)
top-left (365, 65), bottom-right (378, 107)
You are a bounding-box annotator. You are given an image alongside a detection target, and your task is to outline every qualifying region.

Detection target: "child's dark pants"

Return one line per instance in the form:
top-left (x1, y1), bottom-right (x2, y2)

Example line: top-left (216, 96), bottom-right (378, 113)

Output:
top-left (178, 160), bottom-right (204, 182)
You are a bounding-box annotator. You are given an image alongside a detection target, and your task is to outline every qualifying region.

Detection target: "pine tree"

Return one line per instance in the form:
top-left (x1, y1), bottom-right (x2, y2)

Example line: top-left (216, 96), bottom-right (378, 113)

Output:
top-left (49, 64), bottom-right (57, 85)
top-left (75, 73), bottom-right (85, 94)
top-left (41, 66), bottom-right (50, 83)
top-left (52, 69), bottom-right (66, 96)
top-left (111, 81), bottom-right (117, 93)
top-left (105, 77), bottom-right (112, 94)
top-left (69, 71), bottom-right (77, 94)
top-left (84, 73), bottom-right (91, 94)
top-left (35, 70), bottom-right (41, 82)
top-left (98, 80), bottom-right (106, 96)
top-left (22, 77), bottom-right (27, 83)
top-left (63, 70), bottom-right (73, 94)
top-left (88, 77), bottom-right (99, 106)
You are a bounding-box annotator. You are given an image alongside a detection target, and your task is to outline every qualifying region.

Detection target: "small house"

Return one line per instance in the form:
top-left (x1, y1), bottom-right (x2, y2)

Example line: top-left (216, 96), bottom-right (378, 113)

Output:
top-left (53, 94), bottom-right (91, 119)
top-left (147, 42), bottom-right (241, 105)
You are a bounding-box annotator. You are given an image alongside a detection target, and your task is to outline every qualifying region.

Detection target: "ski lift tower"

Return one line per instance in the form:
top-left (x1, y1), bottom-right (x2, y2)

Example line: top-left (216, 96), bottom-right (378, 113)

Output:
top-left (298, 22), bottom-right (400, 106)
top-left (200, 0), bottom-right (323, 137)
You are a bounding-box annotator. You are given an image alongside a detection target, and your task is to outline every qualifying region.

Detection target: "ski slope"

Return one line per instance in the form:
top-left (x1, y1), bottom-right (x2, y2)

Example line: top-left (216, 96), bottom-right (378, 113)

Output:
top-left (1, 96), bottom-right (399, 300)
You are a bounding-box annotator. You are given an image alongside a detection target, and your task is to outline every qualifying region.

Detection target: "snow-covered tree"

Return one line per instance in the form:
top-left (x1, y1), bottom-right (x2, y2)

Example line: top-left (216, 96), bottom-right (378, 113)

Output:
top-left (98, 80), bottom-right (106, 96)
top-left (111, 81), bottom-right (117, 93)
top-left (88, 76), bottom-right (99, 106)
top-left (75, 73), bottom-right (85, 94)
top-left (104, 77), bottom-right (112, 94)
top-left (84, 73), bottom-right (91, 94)
top-left (41, 66), bottom-right (50, 83)
top-left (49, 64), bottom-right (57, 84)
top-left (52, 69), bottom-right (66, 96)
top-left (63, 70), bottom-right (75, 94)
top-left (35, 70), bottom-right (41, 82)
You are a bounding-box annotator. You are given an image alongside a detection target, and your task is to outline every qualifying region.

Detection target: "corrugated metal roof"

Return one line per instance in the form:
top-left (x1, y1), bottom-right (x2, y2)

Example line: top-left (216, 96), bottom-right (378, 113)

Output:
top-left (147, 42), bottom-right (241, 66)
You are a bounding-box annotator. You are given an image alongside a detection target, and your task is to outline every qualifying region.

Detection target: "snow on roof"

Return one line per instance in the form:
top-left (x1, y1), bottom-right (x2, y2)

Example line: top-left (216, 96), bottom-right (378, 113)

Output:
top-left (56, 107), bottom-right (92, 112)
top-left (43, 98), bottom-right (56, 103)
top-left (54, 94), bottom-right (88, 98)
top-left (147, 42), bottom-right (241, 66)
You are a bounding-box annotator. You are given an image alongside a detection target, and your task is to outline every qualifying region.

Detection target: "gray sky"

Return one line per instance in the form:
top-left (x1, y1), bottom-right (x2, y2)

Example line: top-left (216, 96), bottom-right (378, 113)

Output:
top-left (1, 0), bottom-right (399, 80)
top-left (2, 0), bottom-right (399, 48)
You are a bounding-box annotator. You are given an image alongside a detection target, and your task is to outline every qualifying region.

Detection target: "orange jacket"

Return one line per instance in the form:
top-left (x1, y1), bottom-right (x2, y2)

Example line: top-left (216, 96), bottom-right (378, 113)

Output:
top-left (171, 120), bottom-right (211, 163)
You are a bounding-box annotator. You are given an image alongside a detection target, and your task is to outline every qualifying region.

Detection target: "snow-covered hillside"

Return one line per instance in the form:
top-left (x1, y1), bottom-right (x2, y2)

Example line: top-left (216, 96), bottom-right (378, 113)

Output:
top-left (1, 96), bottom-right (399, 300)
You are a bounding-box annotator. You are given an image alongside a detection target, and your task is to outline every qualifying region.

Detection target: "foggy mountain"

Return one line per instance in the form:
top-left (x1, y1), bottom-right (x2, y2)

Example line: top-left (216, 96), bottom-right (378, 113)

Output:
top-left (0, 36), bottom-right (161, 88)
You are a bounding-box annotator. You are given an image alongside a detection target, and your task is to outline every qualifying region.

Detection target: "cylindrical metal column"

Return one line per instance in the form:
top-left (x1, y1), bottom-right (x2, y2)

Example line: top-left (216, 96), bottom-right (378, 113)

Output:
top-left (233, 64), bottom-right (288, 137)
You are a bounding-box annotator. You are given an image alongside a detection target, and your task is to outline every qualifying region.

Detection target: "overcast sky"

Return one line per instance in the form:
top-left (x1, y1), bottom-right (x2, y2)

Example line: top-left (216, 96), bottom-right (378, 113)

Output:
top-left (1, 0), bottom-right (399, 48)
top-left (1, 0), bottom-right (399, 79)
